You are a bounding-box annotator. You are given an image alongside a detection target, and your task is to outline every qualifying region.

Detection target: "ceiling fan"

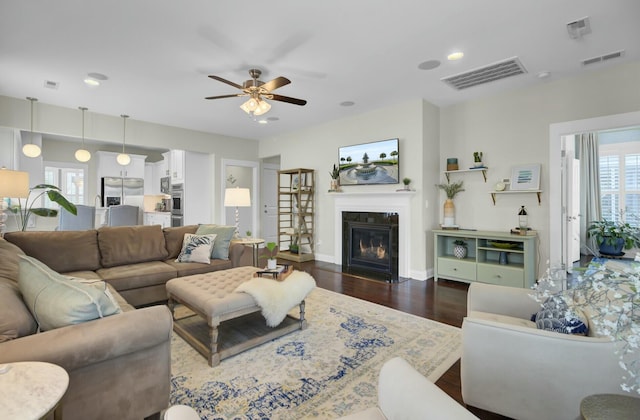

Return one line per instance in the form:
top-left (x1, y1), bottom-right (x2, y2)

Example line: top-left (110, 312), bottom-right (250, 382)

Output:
top-left (205, 68), bottom-right (307, 116)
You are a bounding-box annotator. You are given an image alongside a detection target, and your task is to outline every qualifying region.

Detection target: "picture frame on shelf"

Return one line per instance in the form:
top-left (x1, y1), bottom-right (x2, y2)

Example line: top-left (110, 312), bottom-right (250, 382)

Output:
top-left (510, 164), bottom-right (541, 191)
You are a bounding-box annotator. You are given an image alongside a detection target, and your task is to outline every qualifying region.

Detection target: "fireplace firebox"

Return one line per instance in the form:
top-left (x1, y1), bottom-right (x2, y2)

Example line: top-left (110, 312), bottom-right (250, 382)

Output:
top-left (342, 212), bottom-right (399, 282)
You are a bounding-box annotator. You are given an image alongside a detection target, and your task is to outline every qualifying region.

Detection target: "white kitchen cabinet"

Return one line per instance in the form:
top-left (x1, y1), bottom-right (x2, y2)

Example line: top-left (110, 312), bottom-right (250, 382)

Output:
top-left (143, 212), bottom-right (171, 228)
top-left (144, 163), bottom-right (154, 194)
top-left (169, 149), bottom-right (185, 184)
top-left (96, 151), bottom-right (147, 179)
top-left (0, 127), bottom-right (19, 169)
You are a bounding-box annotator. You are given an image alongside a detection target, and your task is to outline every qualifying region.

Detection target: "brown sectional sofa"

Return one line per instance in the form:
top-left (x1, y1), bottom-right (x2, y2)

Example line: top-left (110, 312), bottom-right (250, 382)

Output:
top-left (0, 224), bottom-right (245, 420)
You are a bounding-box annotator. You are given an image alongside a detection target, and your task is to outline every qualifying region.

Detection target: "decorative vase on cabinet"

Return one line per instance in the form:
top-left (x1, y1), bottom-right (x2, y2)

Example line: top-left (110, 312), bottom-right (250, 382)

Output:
top-left (443, 199), bottom-right (455, 227)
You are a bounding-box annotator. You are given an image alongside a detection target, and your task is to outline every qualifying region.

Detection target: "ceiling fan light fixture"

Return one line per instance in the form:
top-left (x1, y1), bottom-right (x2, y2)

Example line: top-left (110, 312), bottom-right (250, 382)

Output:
top-left (253, 99), bottom-right (271, 116)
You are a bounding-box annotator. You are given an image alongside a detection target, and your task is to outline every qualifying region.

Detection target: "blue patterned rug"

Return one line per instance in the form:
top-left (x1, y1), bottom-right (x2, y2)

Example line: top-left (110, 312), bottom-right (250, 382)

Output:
top-left (170, 287), bottom-right (461, 419)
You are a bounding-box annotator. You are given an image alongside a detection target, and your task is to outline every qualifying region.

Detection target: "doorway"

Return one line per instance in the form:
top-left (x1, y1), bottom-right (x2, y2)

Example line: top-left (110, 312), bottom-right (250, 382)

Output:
top-left (261, 162), bottom-right (280, 244)
top-left (549, 110), bottom-right (640, 270)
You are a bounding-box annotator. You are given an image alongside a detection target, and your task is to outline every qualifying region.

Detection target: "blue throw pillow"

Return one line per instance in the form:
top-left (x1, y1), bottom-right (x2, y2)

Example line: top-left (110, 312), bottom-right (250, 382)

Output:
top-left (531, 295), bottom-right (589, 336)
top-left (195, 224), bottom-right (236, 260)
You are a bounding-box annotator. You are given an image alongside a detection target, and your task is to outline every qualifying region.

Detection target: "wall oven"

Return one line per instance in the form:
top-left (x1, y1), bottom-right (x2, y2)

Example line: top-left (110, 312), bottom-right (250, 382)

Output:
top-left (171, 184), bottom-right (183, 226)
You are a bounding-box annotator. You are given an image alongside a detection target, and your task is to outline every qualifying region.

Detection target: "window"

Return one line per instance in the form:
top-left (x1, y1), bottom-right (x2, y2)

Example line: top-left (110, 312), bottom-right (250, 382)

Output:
top-left (43, 162), bottom-right (88, 208)
top-left (599, 129), bottom-right (640, 227)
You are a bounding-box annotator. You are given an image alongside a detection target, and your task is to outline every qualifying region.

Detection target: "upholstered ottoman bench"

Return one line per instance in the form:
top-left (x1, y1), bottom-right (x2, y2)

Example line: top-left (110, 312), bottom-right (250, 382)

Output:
top-left (166, 266), bottom-right (310, 366)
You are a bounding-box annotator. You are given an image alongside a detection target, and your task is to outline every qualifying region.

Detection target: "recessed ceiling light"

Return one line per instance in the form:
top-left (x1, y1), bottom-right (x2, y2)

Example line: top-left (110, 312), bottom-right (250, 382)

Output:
top-left (83, 72), bottom-right (108, 87)
top-left (447, 52), bottom-right (464, 61)
top-left (258, 119), bottom-right (268, 124)
top-left (418, 60), bottom-right (441, 70)
top-left (537, 71), bottom-right (551, 79)
top-left (340, 101), bottom-right (355, 107)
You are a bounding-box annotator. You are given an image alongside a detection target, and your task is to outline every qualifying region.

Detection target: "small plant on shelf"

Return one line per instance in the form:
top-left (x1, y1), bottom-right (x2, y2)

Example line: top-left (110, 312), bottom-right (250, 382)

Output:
top-left (329, 164), bottom-right (340, 180)
top-left (402, 177), bottom-right (411, 190)
top-left (473, 152), bottom-right (483, 162)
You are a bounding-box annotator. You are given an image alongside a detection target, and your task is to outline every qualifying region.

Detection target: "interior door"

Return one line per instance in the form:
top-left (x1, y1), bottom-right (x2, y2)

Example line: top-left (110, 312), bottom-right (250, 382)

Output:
top-left (261, 163), bottom-right (279, 244)
top-left (566, 158), bottom-right (581, 268)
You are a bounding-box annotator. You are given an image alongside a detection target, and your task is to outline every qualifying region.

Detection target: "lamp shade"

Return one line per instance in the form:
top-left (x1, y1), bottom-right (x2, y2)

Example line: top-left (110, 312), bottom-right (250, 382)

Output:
top-left (22, 143), bottom-right (41, 158)
top-left (224, 187), bottom-right (251, 207)
top-left (0, 168), bottom-right (30, 198)
top-left (75, 148), bottom-right (91, 162)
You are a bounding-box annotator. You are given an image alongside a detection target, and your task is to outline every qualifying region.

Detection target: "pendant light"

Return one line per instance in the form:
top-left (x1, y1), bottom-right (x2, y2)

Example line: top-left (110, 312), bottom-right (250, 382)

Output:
top-left (117, 114), bottom-right (131, 166)
top-left (74, 107), bottom-right (91, 162)
top-left (22, 97), bottom-right (41, 158)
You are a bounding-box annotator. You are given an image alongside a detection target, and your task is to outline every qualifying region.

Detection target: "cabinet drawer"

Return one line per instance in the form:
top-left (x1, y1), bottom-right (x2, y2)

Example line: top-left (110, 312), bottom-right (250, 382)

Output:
top-left (437, 258), bottom-right (476, 281)
top-left (477, 264), bottom-right (524, 288)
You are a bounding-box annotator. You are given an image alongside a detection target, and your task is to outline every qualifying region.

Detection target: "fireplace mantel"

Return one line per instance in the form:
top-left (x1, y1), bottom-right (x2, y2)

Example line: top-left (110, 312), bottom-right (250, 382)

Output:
top-left (332, 191), bottom-right (414, 278)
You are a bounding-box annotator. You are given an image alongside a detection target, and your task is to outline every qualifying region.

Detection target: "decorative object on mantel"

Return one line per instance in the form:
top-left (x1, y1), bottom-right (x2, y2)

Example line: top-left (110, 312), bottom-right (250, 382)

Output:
top-left (401, 177), bottom-right (411, 191)
top-left (453, 239), bottom-right (467, 259)
top-left (446, 158), bottom-right (458, 171)
top-left (329, 164), bottom-right (341, 192)
top-left (472, 151), bottom-right (484, 168)
top-left (437, 180), bottom-right (464, 228)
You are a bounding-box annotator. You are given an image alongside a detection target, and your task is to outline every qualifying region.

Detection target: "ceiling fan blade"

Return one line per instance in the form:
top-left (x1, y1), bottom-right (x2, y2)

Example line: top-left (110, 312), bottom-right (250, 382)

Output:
top-left (270, 94), bottom-right (307, 106)
top-left (261, 76), bottom-right (291, 92)
top-left (208, 75), bottom-right (243, 90)
top-left (205, 94), bottom-right (244, 100)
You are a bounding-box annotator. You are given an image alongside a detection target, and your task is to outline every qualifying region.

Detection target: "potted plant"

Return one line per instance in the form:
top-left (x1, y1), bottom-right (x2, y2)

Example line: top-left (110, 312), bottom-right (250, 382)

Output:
top-left (246, 230), bottom-right (252, 239)
top-left (473, 152), bottom-right (483, 168)
top-left (436, 181), bottom-right (465, 227)
top-left (260, 241), bottom-right (278, 269)
top-left (453, 239), bottom-right (467, 259)
top-left (402, 177), bottom-right (411, 191)
top-left (9, 184), bottom-right (77, 231)
top-left (329, 164), bottom-right (340, 191)
top-left (587, 217), bottom-right (640, 256)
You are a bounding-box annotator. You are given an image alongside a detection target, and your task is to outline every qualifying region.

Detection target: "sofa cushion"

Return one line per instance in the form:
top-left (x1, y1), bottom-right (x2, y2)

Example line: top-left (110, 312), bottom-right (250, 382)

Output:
top-left (98, 225), bottom-right (169, 268)
top-left (96, 261), bottom-right (177, 292)
top-left (0, 278), bottom-right (38, 342)
top-left (18, 255), bottom-right (121, 331)
top-left (163, 225), bottom-right (198, 259)
top-left (195, 224), bottom-right (236, 260)
top-left (0, 237), bottom-right (25, 283)
top-left (5, 230), bottom-right (101, 273)
top-left (176, 233), bottom-right (217, 263)
top-left (164, 257), bottom-right (233, 277)
top-left (531, 296), bottom-right (589, 336)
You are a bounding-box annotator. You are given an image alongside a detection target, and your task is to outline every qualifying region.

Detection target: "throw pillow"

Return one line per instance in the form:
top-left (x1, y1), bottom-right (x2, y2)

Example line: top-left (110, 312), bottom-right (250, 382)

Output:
top-left (531, 295), bottom-right (589, 336)
top-left (195, 224), bottom-right (236, 260)
top-left (17, 255), bottom-right (121, 331)
top-left (176, 233), bottom-right (217, 264)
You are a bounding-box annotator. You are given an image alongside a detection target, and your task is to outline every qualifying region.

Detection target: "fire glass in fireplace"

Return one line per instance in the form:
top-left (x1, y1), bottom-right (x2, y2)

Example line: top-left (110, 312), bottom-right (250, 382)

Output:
top-left (342, 211), bottom-right (399, 282)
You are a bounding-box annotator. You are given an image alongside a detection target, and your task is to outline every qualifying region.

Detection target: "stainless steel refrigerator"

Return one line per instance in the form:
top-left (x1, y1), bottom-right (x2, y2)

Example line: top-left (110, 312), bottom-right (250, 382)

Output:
top-left (100, 177), bottom-right (144, 207)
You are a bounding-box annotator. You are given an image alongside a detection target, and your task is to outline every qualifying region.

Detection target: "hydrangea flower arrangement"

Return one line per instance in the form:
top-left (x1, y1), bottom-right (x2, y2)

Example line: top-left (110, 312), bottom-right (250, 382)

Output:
top-left (532, 259), bottom-right (640, 394)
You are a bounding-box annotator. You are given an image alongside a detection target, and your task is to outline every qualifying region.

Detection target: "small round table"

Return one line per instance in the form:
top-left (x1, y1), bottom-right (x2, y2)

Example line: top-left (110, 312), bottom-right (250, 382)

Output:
top-left (0, 361), bottom-right (69, 420)
top-left (581, 393), bottom-right (640, 420)
top-left (233, 238), bottom-right (265, 267)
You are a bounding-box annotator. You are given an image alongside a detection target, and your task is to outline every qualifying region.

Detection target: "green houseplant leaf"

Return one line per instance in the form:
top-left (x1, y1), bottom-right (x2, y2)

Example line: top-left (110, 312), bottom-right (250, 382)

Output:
top-left (9, 184), bottom-right (77, 231)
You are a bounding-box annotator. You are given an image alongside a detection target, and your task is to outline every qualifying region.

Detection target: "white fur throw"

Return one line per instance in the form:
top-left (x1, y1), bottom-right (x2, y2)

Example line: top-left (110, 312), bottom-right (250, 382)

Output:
top-left (235, 270), bottom-right (316, 327)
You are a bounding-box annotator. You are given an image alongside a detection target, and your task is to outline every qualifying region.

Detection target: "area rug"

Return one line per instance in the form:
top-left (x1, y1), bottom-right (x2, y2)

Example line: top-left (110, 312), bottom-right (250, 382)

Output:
top-left (170, 287), bottom-right (461, 419)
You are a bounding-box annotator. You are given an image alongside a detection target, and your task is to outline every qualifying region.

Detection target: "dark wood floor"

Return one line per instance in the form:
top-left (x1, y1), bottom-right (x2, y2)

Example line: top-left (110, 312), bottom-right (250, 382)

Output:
top-left (293, 260), bottom-right (511, 420)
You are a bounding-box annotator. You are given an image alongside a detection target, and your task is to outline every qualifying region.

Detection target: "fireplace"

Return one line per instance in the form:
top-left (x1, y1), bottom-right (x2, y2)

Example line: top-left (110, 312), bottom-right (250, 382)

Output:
top-left (342, 212), bottom-right (399, 282)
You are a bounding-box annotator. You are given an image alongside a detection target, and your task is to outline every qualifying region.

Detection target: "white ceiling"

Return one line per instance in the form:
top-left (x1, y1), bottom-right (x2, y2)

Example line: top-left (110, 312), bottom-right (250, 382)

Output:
top-left (1, 0), bottom-right (639, 142)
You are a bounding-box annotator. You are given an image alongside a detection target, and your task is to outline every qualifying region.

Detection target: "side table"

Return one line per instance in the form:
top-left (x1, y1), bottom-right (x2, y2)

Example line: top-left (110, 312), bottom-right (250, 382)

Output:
top-left (0, 361), bottom-right (69, 420)
top-left (581, 393), bottom-right (640, 419)
top-left (232, 238), bottom-right (265, 267)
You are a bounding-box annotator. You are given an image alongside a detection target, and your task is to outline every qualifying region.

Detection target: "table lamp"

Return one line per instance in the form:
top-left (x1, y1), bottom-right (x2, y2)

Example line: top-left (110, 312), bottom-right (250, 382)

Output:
top-left (0, 168), bottom-right (30, 236)
top-left (224, 187), bottom-right (251, 238)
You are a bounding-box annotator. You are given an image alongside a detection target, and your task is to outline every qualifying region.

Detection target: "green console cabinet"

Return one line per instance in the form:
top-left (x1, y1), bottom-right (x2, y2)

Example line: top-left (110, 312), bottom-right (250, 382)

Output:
top-left (433, 229), bottom-right (537, 288)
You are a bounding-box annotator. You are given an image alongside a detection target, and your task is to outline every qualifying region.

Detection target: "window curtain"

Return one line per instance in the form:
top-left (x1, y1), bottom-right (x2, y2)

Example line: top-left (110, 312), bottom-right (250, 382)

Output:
top-left (577, 132), bottom-right (601, 255)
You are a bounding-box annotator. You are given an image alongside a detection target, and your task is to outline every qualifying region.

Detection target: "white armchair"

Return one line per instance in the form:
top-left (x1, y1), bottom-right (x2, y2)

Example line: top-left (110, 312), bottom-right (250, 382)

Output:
top-left (461, 282), bottom-right (626, 420)
top-left (58, 204), bottom-right (95, 230)
top-left (107, 205), bottom-right (140, 226)
top-left (338, 357), bottom-right (478, 420)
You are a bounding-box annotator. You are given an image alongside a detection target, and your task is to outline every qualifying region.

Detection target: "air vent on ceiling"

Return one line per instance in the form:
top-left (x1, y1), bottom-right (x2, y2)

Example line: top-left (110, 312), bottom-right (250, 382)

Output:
top-left (441, 57), bottom-right (527, 90)
top-left (581, 50), bottom-right (625, 66)
top-left (567, 17), bottom-right (591, 39)
top-left (43, 80), bottom-right (59, 89)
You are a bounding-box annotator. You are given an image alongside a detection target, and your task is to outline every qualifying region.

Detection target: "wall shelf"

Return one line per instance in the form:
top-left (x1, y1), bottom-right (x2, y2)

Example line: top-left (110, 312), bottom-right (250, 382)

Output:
top-left (444, 168), bottom-right (488, 183)
top-left (490, 190), bottom-right (542, 205)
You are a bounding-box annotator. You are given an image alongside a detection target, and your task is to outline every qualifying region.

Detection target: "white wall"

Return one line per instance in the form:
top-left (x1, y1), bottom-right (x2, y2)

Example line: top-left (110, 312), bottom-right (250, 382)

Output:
top-left (259, 99), bottom-right (439, 278)
top-left (440, 60), bottom-right (640, 276)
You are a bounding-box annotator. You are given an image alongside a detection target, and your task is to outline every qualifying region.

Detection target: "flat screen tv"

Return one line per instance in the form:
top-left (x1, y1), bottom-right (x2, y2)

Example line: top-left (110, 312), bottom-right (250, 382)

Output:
top-left (338, 138), bottom-right (399, 185)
